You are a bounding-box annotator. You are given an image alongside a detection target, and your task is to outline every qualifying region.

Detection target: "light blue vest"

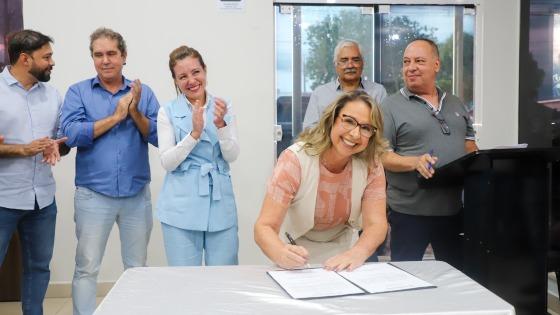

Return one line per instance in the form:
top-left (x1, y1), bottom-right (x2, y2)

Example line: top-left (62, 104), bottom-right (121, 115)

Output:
top-left (156, 94), bottom-right (237, 232)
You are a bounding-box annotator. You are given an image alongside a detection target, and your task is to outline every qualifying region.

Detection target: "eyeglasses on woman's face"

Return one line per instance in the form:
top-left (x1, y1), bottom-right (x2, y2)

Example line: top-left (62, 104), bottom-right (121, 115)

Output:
top-left (339, 114), bottom-right (376, 138)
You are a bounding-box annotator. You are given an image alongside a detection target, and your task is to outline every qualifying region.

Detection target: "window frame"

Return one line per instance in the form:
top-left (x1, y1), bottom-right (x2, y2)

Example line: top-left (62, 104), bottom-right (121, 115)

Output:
top-left (273, 0), bottom-right (481, 157)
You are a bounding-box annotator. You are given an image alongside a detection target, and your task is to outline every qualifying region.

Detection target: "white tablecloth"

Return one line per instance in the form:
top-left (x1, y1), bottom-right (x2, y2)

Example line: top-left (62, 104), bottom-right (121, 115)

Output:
top-left (94, 260), bottom-right (515, 315)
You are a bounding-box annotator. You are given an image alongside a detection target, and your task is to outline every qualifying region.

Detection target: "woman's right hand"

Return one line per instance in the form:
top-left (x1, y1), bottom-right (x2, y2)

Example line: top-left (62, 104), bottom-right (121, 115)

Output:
top-left (276, 244), bottom-right (309, 269)
top-left (191, 104), bottom-right (204, 140)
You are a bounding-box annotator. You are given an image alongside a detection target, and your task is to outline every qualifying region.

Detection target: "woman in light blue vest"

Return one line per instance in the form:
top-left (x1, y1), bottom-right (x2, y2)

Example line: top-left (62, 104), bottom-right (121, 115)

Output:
top-left (156, 45), bottom-right (239, 266)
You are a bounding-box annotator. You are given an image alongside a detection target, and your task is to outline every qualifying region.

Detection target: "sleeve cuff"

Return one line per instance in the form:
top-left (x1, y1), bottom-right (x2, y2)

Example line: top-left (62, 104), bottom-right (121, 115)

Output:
top-left (147, 119), bottom-right (158, 145)
top-left (76, 121), bottom-right (95, 146)
top-left (185, 132), bottom-right (200, 145)
top-left (217, 124), bottom-right (232, 140)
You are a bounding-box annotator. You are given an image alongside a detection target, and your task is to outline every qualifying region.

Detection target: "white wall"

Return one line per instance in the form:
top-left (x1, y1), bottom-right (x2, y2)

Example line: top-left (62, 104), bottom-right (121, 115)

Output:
top-left (20, 0), bottom-right (519, 285)
top-left (473, 0), bottom-right (520, 148)
top-left (23, 0), bottom-right (275, 284)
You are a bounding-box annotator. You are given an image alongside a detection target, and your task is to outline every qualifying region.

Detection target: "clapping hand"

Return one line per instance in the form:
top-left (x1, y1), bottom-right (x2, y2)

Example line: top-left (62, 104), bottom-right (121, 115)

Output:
top-left (191, 99), bottom-right (205, 140)
top-left (42, 137), bottom-right (68, 166)
top-left (127, 80), bottom-right (142, 114)
top-left (213, 97), bottom-right (228, 129)
top-left (22, 137), bottom-right (52, 156)
top-left (114, 92), bottom-right (133, 122)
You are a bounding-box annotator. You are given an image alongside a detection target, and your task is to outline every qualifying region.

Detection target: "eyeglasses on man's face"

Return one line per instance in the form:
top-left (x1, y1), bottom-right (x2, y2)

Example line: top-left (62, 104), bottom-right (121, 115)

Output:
top-left (339, 114), bottom-right (376, 138)
top-left (432, 111), bottom-right (451, 135)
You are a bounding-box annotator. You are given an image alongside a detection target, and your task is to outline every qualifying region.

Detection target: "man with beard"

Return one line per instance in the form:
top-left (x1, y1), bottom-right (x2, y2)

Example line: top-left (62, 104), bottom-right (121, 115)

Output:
top-left (0, 29), bottom-right (67, 315)
top-left (302, 39), bottom-right (387, 129)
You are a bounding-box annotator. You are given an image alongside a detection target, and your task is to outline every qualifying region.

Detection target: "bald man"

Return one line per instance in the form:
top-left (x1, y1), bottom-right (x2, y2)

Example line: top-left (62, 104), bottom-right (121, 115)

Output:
top-left (380, 38), bottom-right (477, 268)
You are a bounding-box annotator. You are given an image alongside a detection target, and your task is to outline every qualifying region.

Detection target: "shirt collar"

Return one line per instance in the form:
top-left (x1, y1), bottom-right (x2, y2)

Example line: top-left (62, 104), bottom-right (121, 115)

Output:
top-left (335, 77), bottom-right (365, 91)
top-left (1, 66), bottom-right (42, 90)
top-left (400, 86), bottom-right (445, 100)
top-left (400, 86), bottom-right (446, 112)
top-left (91, 75), bottom-right (131, 93)
top-left (1, 66), bottom-right (18, 86)
top-left (182, 93), bottom-right (212, 111)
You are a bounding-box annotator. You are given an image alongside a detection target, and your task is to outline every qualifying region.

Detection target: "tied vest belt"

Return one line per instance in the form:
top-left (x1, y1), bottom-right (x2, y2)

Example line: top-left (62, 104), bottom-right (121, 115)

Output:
top-left (198, 163), bottom-right (222, 201)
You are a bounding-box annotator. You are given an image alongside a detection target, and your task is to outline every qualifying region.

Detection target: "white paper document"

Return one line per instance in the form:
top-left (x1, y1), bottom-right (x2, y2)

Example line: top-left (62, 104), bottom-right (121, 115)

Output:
top-left (338, 263), bottom-right (435, 294)
top-left (268, 263), bottom-right (435, 299)
top-left (268, 268), bottom-right (363, 299)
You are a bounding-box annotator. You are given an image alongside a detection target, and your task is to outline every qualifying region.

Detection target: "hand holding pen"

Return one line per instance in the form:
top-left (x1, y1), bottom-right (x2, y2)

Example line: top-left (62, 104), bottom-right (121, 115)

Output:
top-left (416, 149), bottom-right (438, 179)
top-left (426, 149), bottom-right (435, 170)
top-left (276, 232), bottom-right (309, 270)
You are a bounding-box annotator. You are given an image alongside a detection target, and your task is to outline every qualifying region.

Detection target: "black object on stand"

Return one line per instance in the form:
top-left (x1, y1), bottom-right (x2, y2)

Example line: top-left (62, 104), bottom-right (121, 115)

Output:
top-left (419, 147), bottom-right (560, 315)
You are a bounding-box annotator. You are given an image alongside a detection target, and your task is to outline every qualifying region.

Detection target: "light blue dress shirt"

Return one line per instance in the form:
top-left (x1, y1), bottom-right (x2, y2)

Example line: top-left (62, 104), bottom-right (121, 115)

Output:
top-left (60, 76), bottom-right (159, 198)
top-left (0, 67), bottom-right (62, 210)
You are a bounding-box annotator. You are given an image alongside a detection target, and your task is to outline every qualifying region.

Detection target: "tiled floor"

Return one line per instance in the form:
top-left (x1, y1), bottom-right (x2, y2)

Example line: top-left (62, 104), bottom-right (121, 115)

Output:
top-left (0, 297), bottom-right (103, 315)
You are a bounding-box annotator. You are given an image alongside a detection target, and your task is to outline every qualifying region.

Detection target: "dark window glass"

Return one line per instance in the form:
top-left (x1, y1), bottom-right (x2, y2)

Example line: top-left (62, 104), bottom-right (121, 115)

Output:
top-left (0, 0), bottom-right (23, 70)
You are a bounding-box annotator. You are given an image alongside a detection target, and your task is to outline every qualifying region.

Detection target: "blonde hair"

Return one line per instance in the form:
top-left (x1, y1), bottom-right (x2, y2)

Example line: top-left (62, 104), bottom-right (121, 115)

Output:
top-left (297, 90), bottom-right (387, 165)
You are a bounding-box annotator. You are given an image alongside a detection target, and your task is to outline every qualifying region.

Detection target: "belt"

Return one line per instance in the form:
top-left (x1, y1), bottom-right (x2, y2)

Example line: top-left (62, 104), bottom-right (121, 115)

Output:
top-left (198, 163), bottom-right (222, 201)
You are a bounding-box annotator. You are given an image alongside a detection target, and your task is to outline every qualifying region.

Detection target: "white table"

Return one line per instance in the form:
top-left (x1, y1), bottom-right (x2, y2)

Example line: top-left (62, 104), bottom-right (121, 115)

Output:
top-left (94, 260), bottom-right (515, 315)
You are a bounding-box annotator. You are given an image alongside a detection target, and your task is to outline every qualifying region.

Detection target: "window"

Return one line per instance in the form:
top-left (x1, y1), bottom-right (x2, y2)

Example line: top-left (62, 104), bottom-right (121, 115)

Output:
top-left (0, 0), bottom-right (23, 70)
top-left (275, 3), bottom-right (476, 156)
top-left (519, 2), bottom-right (560, 147)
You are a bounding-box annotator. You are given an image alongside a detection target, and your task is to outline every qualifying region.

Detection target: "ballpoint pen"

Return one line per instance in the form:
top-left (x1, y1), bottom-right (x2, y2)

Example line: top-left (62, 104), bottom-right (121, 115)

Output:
top-left (285, 232), bottom-right (310, 268)
top-left (285, 232), bottom-right (297, 245)
top-left (427, 149), bottom-right (434, 170)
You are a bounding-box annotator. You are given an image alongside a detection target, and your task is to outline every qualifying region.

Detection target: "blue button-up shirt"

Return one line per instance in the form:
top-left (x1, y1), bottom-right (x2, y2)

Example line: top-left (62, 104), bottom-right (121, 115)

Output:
top-left (0, 67), bottom-right (62, 210)
top-left (60, 76), bottom-right (159, 197)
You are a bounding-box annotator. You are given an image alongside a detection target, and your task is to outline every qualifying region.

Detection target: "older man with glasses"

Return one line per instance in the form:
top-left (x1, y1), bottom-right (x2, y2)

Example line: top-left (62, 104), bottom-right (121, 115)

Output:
top-left (302, 39), bottom-right (386, 130)
top-left (380, 38), bottom-right (478, 269)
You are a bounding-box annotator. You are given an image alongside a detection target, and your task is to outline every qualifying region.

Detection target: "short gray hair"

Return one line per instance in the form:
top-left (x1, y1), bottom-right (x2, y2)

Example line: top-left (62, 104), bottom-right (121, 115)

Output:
top-left (332, 39), bottom-right (363, 65)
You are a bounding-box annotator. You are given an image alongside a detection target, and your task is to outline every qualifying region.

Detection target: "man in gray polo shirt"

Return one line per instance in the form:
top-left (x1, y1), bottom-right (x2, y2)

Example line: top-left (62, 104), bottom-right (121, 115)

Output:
top-left (381, 38), bottom-right (478, 268)
top-left (302, 39), bottom-right (386, 129)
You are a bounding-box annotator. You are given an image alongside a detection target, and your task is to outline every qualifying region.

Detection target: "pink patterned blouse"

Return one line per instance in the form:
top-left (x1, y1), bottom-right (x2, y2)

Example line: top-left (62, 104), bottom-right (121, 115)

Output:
top-left (266, 150), bottom-right (386, 231)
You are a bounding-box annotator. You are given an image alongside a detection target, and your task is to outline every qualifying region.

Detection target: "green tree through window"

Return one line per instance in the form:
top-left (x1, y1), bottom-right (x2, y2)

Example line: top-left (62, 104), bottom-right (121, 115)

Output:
top-left (380, 15), bottom-right (436, 94)
top-left (440, 33), bottom-right (475, 110)
top-left (305, 10), bottom-right (373, 91)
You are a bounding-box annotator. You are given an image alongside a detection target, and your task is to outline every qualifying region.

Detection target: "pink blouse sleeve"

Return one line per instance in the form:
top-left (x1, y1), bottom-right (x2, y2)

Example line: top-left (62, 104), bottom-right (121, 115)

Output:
top-left (265, 150), bottom-right (302, 207)
top-left (362, 162), bottom-right (386, 201)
